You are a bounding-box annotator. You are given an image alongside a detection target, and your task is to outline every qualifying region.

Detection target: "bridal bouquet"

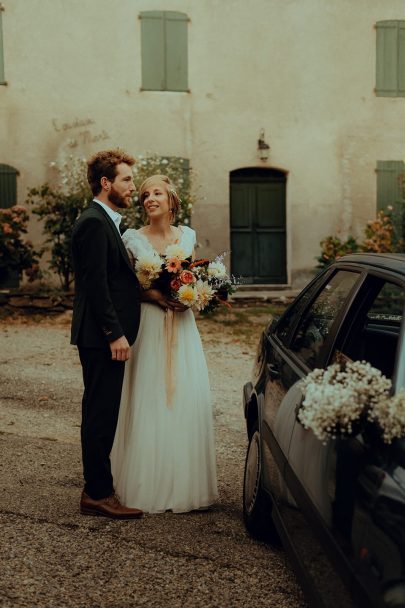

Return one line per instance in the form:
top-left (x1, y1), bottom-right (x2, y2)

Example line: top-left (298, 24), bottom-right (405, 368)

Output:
top-left (297, 360), bottom-right (405, 444)
top-left (134, 244), bottom-right (236, 313)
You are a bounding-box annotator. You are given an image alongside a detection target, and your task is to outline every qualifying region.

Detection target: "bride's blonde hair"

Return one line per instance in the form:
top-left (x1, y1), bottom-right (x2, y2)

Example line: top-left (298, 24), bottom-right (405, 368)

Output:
top-left (139, 175), bottom-right (181, 224)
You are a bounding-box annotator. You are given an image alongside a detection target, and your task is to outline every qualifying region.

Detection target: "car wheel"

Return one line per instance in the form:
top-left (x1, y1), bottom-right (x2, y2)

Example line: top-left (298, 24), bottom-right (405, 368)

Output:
top-left (243, 423), bottom-right (280, 544)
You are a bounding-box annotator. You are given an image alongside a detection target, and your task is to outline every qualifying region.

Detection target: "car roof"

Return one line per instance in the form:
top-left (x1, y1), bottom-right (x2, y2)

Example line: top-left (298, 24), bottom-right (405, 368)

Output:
top-left (336, 252), bottom-right (405, 277)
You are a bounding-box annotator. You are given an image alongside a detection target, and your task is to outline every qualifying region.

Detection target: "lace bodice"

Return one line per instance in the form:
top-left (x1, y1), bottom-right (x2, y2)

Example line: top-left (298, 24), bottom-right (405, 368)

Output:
top-left (122, 225), bottom-right (197, 268)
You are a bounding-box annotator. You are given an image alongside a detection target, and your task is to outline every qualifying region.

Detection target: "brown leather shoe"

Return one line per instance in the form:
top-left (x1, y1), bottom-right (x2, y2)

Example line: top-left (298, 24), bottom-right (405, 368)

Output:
top-left (80, 491), bottom-right (143, 519)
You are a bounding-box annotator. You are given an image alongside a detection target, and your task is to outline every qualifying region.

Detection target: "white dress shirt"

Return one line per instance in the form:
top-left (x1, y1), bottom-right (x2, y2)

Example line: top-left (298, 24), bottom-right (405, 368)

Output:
top-left (93, 198), bottom-right (122, 235)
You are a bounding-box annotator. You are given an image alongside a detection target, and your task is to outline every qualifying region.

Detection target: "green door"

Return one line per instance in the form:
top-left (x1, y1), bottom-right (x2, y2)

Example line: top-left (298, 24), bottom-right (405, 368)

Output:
top-left (230, 168), bottom-right (287, 284)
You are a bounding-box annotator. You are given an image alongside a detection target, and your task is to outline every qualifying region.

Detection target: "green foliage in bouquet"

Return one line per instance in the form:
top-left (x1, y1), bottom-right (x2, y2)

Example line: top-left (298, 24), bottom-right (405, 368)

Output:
top-left (0, 205), bottom-right (42, 286)
top-left (27, 156), bottom-right (93, 291)
top-left (122, 154), bottom-right (194, 230)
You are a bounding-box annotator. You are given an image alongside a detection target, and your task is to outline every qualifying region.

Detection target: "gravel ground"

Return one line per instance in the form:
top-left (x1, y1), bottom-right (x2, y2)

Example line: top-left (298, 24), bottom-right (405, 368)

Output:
top-left (0, 309), bottom-right (306, 608)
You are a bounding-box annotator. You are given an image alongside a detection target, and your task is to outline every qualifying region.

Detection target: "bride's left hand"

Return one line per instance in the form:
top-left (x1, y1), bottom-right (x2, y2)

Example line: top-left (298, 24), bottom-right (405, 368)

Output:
top-left (141, 289), bottom-right (188, 312)
top-left (166, 298), bottom-right (188, 313)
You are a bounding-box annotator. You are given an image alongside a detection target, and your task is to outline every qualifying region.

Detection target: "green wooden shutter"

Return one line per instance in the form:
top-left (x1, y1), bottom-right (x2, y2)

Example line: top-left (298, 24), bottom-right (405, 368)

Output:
top-left (140, 11), bottom-right (188, 92)
top-left (376, 21), bottom-right (398, 96)
top-left (165, 12), bottom-right (188, 92)
top-left (0, 7), bottom-right (5, 84)
top-left (376, 20), bottom-right (405, 97)
top-left (140, 11), bottom-right (165, 91)
top-left (398, 22), bottom-right (405, 95)
top-left (376, 160), bottom-right (405, 241)
top-left (376, 161), bottom-right (405, 210)
top-left (0, 164), bottom-right (19, 208)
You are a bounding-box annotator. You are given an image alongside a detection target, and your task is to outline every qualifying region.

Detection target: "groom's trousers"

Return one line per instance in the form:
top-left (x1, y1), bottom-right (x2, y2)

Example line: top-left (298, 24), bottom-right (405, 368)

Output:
top-left (78, 346), bottom-right (125, 500)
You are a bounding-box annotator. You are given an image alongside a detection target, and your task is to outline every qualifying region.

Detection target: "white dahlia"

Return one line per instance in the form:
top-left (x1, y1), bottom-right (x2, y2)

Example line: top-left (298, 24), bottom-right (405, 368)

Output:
top-left (195, 280), bottom-right (215, 311)
top-left (177, 284), bottom-right (197, 307)
top-left (207, 261), bottom-right (227, 278)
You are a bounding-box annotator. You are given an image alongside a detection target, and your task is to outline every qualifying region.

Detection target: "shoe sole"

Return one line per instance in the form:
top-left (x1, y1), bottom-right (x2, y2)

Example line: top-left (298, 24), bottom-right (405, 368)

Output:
top-left (80, 506), bottom-right (143, 519)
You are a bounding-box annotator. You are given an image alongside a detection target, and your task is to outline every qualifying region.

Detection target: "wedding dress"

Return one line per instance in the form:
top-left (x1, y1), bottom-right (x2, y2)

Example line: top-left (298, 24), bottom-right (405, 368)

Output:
top-left (111, 226), bottom-right (218, 513)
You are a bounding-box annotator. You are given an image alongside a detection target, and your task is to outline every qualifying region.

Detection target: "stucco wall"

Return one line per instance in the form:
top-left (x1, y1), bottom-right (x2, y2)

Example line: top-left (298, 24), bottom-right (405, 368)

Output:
top-left (1, 0), bottom-right (405, 286)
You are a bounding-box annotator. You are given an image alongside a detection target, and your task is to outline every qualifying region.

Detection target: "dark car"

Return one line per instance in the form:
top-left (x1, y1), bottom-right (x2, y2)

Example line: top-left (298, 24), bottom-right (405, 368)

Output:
top-left (242, 253), bottom-right (405, 608)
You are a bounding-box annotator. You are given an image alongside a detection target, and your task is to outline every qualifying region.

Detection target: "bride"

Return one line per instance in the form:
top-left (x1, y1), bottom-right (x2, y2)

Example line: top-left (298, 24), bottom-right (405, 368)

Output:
top-left (111, 174), bottom-right (218, 513)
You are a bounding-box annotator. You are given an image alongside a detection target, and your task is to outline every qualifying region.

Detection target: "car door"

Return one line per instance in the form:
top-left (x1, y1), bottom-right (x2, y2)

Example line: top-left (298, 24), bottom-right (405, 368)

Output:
top-left (260, 269), bottom-right (362, 503)
top-left (331, 275), bottom-right (405, 606)
top-left (261, 268), bottom-right (364, 607)
top-left (287, 272), bottom-right (405, 607)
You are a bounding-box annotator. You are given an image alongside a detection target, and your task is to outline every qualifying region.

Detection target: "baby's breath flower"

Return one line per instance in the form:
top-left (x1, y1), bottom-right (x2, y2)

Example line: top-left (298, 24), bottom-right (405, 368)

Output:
top-left (368, 388), bottom-right (405, 443)
top-left (299, 361), bottom-right (391, 444)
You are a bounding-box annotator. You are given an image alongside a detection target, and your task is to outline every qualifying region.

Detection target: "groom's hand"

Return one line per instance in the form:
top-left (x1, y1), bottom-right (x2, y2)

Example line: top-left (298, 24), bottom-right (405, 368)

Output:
top-left (110, 336), bottom-right (131, 361)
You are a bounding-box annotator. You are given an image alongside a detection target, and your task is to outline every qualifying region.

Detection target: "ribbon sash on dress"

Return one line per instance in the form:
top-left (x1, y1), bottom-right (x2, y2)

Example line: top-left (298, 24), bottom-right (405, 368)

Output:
top-left (164, 309), bottom-right (177, 408)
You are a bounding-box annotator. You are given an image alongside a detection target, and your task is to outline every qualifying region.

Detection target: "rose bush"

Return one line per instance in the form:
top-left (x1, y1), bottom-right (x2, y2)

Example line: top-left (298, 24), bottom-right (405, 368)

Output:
top-left (0, 205), bottom-right (42, 286)
top-left (317, 208), bottom-right (405, 270)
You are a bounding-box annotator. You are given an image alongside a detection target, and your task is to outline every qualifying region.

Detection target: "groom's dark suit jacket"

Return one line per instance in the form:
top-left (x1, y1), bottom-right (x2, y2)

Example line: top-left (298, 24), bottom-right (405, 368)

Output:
top-left (71, 201), bottom-right (140, 348)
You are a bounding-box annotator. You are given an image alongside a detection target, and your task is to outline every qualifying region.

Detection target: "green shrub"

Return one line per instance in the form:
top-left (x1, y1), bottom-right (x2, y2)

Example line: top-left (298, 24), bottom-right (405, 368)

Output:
top-left (0, 205), bottom-right (42, 286)
top-left (27, 157), bottom-right (92, 291)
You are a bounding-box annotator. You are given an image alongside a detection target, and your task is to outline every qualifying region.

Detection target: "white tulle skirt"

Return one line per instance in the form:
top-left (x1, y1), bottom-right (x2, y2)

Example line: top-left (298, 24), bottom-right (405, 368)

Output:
top-left (111, 303), bottom-right (218, 513)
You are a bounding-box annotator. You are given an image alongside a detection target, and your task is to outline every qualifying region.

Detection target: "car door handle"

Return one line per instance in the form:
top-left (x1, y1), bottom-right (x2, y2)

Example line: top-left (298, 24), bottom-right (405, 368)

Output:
top-left (266, 363), bottom-right (280, 380)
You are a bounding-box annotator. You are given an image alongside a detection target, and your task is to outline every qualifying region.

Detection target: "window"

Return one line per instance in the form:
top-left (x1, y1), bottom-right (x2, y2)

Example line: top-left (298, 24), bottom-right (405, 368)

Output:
top-left (340, 279), bottom-right (404, 379)
top-left (275, 277), bottom-right (321, 345)
top-left (0, 4), bottom-right (5, 84)
top-left (290, 271), bottom-right (360, 369)
top-left (140, 11), bottom-right (188, 92)
top-left (376, 160), bottom-right (405, 242)
top-left (376, 20), bottom-right (405, 97)
top-left (0, 164), bottom-right (19, 208)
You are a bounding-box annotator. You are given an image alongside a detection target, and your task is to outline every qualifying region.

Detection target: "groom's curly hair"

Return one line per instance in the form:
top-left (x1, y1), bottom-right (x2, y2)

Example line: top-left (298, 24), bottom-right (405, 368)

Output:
top-left (87, 149), bottom-right (135, 196)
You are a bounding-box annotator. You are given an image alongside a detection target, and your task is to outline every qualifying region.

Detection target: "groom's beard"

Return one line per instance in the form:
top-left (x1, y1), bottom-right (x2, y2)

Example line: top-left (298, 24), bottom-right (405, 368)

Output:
top-left (108, 187), bottom-right (131, 209)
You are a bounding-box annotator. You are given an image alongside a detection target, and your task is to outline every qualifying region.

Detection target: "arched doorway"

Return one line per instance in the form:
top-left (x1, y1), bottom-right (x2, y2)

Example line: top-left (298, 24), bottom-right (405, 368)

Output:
top-left (230, 167), bottom-right (287, 284)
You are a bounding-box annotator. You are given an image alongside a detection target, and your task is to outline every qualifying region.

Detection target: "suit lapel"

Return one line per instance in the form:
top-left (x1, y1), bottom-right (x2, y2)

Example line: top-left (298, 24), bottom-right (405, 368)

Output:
top-left (89, 202), bottom-right (135, 274)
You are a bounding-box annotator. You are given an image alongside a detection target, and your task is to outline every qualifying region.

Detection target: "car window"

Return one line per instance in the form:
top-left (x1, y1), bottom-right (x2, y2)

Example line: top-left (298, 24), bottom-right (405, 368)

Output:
top-left (340, 280), bottom-right (405, 378)
top-left (290, 271), bottom-right (360, 369)
top-left (367, 281), bottom-right (404, 321)
top-left (275, 277), bottom-right (323, 344)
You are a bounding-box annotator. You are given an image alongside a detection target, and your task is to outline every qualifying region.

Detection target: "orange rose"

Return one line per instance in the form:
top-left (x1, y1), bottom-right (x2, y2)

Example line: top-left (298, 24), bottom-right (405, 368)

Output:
top-left (180, 270), bottom-right (195, 285)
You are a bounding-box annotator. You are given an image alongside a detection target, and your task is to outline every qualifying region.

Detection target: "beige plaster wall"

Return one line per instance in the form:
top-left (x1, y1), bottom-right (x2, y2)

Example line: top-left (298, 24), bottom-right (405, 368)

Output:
top-left (1, 0), bottom-right (405, 285)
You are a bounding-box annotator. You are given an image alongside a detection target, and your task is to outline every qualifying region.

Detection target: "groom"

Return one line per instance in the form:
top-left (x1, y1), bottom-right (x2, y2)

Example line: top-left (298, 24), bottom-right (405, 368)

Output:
top-left (71, 149), bottom-right (142, 519)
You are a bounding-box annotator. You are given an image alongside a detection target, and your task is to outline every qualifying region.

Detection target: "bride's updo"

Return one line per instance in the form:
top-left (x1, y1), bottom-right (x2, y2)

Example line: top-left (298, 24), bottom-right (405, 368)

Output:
top-left (139, 174), bottom-right (181, 223)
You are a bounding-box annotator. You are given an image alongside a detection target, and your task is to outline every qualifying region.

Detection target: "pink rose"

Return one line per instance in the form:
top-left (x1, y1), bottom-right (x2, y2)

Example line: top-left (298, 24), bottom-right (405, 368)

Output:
top-left (179, 270), bottom-right (195, 285)
top-left (170, 278), bottom-right (181, 291)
